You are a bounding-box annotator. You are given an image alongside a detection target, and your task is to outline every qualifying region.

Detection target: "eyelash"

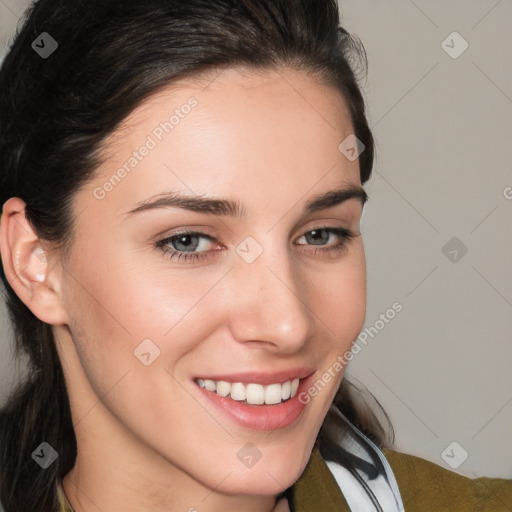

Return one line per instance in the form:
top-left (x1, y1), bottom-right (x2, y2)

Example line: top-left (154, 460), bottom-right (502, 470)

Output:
top-left (155, 226), bottom-right (358, 263)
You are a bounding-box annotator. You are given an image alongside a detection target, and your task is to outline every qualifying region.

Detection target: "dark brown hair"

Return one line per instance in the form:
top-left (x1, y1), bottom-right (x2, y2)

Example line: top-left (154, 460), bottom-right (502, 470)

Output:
top-left (0, 1), bottom-right (392, 510)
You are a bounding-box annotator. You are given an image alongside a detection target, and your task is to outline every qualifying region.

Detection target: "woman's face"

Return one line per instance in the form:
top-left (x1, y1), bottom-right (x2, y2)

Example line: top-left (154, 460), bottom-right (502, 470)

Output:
top-left (55, 67), bottom-right (367, 500)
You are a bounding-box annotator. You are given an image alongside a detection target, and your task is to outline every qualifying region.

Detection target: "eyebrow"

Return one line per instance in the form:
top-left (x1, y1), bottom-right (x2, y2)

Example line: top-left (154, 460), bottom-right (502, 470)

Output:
top-left (121, 183), bottom-right (368, 220)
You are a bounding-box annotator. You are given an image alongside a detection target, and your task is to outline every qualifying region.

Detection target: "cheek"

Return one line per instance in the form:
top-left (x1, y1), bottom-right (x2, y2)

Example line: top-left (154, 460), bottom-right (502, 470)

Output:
top-left (60, 245), bottom-right (178, 393)
top-left (68, 240), bottom-right (205, 344)
top-left (61, 255), bottom-right (214, 439)
top-left (298, 246), bottom-right (366, 425)
top-left (62, 243), bottom-right (236, 421)
top-left (309, 242), bottom-right (366, 348)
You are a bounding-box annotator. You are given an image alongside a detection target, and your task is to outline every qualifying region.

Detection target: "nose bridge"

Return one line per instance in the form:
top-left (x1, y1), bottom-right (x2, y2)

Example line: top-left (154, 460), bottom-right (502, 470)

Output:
top-left (227, 236), bottom-right (312, 349)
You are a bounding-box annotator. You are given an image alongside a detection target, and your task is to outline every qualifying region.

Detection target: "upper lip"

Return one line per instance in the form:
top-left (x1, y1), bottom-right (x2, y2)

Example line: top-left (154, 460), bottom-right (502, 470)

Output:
top-left (193, 368), bottom-right (315, 386)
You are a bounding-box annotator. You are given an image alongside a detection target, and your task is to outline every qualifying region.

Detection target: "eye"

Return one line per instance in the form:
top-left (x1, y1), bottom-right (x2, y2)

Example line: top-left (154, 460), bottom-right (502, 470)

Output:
top-left (295, 226), bottom-right (357, 258)
top-left (155, 231), bottom-right (220, 263)
top-left (155, 226), bottom-right (358, 263)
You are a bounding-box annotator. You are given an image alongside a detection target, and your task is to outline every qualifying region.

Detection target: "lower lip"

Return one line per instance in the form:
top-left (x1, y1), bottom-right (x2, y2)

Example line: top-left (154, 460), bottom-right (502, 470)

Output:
top-left (194, 374), bottom-right (315, 431)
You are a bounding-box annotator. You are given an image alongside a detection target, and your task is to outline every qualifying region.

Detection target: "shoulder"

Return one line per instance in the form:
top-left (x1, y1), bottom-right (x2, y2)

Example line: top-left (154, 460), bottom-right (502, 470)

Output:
top-left (383, 448), bottom-right (512, 511)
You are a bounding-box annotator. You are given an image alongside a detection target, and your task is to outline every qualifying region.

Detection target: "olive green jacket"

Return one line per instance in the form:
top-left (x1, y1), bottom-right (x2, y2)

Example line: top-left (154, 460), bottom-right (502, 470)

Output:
top-left (292, 447), bottom-right (512, 511)
top-left (57, 447), bottom-right (512, 511)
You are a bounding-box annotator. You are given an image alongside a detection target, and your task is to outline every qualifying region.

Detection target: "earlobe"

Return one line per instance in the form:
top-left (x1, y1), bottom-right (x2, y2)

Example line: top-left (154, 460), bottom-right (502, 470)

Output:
top-left (0, 197), bottom-right (69, 326)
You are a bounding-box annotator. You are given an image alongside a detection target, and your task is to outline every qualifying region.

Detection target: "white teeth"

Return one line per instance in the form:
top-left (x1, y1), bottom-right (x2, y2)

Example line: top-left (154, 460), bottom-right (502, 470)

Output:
top-left (204, 379), bottom-right (216, 392)
top-left (291, 378), bottom-right (299, 397)
top-left (230, 382), bottom-right (246, 401)
top-left (216, 380), bottom-right (231, 397)
top-left (265, 383), bottom-right (282, 405)
top-left (246, 383), bottom-right (265, 404)
top-left (281, 380), bottom-right (291, 401)
top-left (195, 377), bottom-right (301, 405)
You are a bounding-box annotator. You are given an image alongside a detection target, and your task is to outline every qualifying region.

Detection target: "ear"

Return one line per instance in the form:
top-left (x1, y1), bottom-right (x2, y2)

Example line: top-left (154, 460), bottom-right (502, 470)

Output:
top-left (0, 197), bottom-right (69, 325)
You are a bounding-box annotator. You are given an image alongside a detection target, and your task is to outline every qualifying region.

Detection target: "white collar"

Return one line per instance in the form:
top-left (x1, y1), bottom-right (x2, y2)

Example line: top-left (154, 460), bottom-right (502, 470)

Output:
top-left (322, 406), bottom-right (404, 512)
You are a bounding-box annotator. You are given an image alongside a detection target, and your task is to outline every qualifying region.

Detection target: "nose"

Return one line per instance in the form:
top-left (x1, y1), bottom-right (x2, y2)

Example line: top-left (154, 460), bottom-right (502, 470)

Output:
top-left (225, 239), bottom-right (314, 353)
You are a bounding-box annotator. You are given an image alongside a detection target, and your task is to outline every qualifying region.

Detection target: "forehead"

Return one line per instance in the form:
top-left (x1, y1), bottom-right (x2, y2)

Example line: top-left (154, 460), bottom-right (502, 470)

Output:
top-left (76, 66), bottom-right (361, 226)
top-left (102, 66), bottom-right (354, 156)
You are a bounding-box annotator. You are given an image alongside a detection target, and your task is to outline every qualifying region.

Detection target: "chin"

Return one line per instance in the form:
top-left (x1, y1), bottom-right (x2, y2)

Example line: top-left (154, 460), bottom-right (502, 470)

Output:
top-left (254, 449), bottom-right (310, 492)
top-left (203, 448), bottom-right (310, 496)
top-left (220, 472), bottom-right (294, 497)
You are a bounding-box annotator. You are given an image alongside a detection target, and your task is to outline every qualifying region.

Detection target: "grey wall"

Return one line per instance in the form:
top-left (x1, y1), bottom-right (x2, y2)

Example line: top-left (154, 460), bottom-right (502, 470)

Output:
top-left (1, 0), bottom-right (511, 480)
top-left (340, 0), bottom-right (512, 480)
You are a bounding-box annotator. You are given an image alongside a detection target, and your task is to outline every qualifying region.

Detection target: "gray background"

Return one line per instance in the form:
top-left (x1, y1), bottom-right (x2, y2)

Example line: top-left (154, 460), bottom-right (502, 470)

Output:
top-left (1, 0), bottom-right (511, 479)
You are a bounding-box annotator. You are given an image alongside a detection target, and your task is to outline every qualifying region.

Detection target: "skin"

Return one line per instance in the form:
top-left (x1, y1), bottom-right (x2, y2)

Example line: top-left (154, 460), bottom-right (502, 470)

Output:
top-left (0, 67), bottom-right (367, 511)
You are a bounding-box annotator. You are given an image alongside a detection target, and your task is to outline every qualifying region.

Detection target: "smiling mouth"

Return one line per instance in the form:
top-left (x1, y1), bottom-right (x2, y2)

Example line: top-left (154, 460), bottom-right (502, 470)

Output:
top-left (194, 377), bottom-right (300, 405)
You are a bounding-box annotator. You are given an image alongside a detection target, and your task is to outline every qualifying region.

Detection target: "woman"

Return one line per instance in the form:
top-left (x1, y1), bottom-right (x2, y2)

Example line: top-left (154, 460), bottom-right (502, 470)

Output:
top-left (0, 1), bottom-right (510, 511)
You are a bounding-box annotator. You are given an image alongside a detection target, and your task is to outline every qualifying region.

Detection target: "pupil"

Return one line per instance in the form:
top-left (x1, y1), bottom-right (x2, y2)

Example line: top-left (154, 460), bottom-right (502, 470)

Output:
top-left (309, 229), bottom-right (327, 244)
top-left (174, 234), bottom-right (198, 252)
